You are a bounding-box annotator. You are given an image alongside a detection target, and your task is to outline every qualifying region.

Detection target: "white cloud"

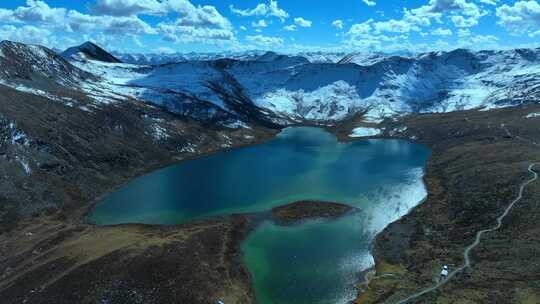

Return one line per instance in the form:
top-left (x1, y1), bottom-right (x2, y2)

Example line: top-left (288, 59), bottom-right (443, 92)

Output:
top-left (283, 24), bottom-right (297, 31)
top-left (360, 0), bottom-right (487, 37)
top-left (496, 1), bottom-right (540, 35)
top-left (451, 14), bottom-right (479, 27)
top-left (168, 2), bottom-right (232, 29)
top-left (478, 0), bottom-right (498, 5)
top-left (432, 27), bottom-right (453, 36)
top-left (91, 0), bottom-right (166, 16)
top-left (0, 24), bottom-right (52, 45)
top-left (362, 0), bottom-right (376, 6)
top-left (67, 11), bottom-right (156, 35)
top-left (458, 28), bottom-right (471, 36)
top-left (0, 0), bottom-right (236, 47)
top-left (332, 19), bottom-right (344, 29)
top-left (13, 0), bottom-right (66, 25)
top-left (374, 19), bottom-right (419, 33)
top-left (348, 20), bottom-right (373, 37)
top-left (158, 22), bottom-right (235, 43)
top-left (0, 8), bottom-right (14, 22)
top-left (431, 0), bottom-right (486, 27)
top-left (252, 19), bottom-right (269, 28)
top-left (294, 17), bottom-right (312, 27)
top-left (229, 1), bottom-right (289, 21)
top-left (457, 34), bottom-right (499, 48)
top-left (246, 34), bottom-right (284, 47)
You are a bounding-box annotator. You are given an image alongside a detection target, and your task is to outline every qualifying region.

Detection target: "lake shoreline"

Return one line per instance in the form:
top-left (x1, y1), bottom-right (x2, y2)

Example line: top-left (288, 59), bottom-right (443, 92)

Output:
top-left (342, 104), bottom-right (540, 303)
top-left (3, 104), bottom-right (538, 303)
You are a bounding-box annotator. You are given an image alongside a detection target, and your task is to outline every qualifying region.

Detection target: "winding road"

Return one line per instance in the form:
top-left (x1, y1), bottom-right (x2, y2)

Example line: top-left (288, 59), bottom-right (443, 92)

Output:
top-left (395, 125), bottom-right (539, 304)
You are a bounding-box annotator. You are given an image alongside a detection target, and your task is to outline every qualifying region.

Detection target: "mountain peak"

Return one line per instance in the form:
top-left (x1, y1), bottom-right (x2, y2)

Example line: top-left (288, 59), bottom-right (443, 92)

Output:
top-left (256, 51), bottom-right (280, 62)
top-left (62, 41), bottom-right (122, 63)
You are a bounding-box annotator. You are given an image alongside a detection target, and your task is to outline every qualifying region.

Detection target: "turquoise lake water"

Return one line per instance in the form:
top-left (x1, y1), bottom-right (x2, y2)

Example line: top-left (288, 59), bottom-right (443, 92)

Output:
top-left (89, 127), bottom-right (430, 303)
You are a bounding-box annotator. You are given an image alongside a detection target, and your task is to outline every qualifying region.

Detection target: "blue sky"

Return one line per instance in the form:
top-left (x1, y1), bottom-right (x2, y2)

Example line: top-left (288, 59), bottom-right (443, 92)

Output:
top-left (0, 0), bottom-right (539, 54)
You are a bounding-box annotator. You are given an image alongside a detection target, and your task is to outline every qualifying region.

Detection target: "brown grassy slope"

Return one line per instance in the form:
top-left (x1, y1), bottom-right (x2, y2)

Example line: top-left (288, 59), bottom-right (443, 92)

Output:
top-left (0, 216), bottom-right (255, 304)
top-left (352, 104), bottom-right (540, 303)
top-left (0, 85), bottom-right (276, 232)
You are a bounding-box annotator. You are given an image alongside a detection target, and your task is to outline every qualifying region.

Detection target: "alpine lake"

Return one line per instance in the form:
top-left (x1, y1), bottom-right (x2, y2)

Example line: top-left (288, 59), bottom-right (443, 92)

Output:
top-left (90, 127), bottom-right (431, 304)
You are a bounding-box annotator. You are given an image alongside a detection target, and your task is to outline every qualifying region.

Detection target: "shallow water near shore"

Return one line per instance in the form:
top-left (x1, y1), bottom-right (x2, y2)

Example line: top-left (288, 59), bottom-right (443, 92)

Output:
top-left (89, 127), bottom-right (430, 303)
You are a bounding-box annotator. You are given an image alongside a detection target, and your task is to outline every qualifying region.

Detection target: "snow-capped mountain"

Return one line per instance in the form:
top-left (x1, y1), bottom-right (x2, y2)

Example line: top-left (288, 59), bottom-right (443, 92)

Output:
top-left (3, 40), bottom-right (540, 127)
top-left (112, 50), bottom-right (267, 66)
top-left (62, 42), bottom-right (122, 63)
top-left (337, 52), bottom-right (395, 66)
top-left (62, 42), bottom-right (540, 123)
top-left (298, 52), bottom-right (348, 63)
top-left (112, 50), bottom-right (350, 65)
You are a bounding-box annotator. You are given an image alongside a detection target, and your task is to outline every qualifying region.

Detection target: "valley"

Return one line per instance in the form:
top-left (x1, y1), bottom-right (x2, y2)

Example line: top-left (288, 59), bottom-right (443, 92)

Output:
top-left (1, 39), bottom-right (540, 304)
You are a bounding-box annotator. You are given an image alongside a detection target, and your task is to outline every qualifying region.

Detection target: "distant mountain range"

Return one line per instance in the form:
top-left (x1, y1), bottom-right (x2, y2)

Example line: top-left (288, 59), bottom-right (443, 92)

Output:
top-left (50, 41), bottom-right (540, 123)
top-left (106, 50), bottom-right (414, 65)
top-left (1, 40), bottom-right (539, 126)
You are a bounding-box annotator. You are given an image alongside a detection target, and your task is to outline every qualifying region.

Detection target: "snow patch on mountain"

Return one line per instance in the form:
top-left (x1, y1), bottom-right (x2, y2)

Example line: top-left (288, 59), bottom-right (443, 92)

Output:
top-left (0, 80), bottom-right (78, 106)
top-left (255, 81), bottom-right (364, 120)
top-left (2, 120), bottom-right (34, 175)
top-left (7, 122), bottom-right (30, 146)
top-left (150, 124), bottom-right (169, 141)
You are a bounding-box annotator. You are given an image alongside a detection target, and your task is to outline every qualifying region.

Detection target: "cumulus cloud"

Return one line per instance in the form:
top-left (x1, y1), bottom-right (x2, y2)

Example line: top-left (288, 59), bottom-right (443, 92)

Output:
top-left (0, 8), bottom-right (14, 20)
top-left (431, 27), bottom-right (453, 36)
top-left (374, 19), bottom-right (419, 33)
top-left (167, 1), bottom-right (232, 29)
top-left (159, 23), bottom-right (235, 43)
top-left (294, 17), bottom-right (312, 27)
top-left (229, 0), bottom-right (289, 21)
top-left (457, 28), bottom-right (471, 36)
top-left (12, 0), bottom-right (66, 25)
top-left (156, 1), bottom-right (235, 44)
top-left (67, 11), bottom-right (156, 35)
top-left (0, 24), bottom-right (52, 45)
top-left (91, 0), bottom-right (166, 16)
top-left (345, 19), bottom-right (397, 50)
top-left (246, 34), bottom-right (284, 47)
top-left (424, 0), bottom-right (486, 28)
top-left (362, 0), bottom-right (376, 6)
top-left (478, 0), bottom-right (498, 5)
top-left (457, 33), bottom-right (499, 48)
top-left (0, 0), bottom-right (527, 53)
top-left (0, 0), bottom-right (236, 47)
top-left (283, 24), bottom-right (297, 31)
top-left (332, 19), bottom-right (344, 29)
top-left (253, 20), bottom-right (269, 28)
top-left (365, 0), bottom-right (486, 36)
top-left (496, 1), bottom-right (540, 35)
top-left (347, 20), bottom-right (373, 37)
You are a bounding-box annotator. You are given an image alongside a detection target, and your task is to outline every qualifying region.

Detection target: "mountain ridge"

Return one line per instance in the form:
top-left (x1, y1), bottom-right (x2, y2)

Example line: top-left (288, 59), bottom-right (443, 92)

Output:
top-left (4, 41), bottom-right (540, 126)
top-left (62, 41), bottom-right (122, 63)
